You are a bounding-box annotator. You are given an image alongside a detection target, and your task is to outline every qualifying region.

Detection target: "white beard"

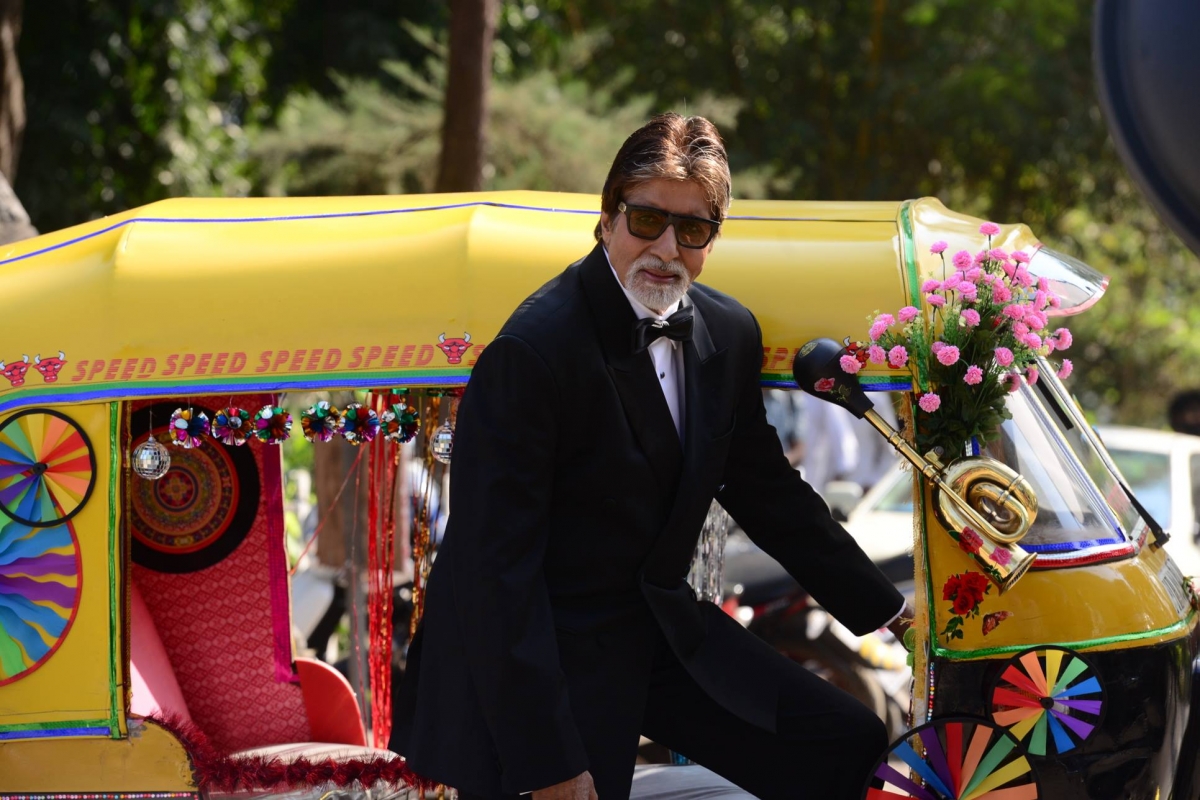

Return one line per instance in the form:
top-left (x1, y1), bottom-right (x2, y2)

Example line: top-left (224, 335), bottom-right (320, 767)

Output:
top-left (624, 256), bottom-right (691, 312)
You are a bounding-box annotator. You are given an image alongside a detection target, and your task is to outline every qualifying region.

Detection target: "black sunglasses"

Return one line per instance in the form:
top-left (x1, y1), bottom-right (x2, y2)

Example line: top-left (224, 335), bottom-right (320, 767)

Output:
top-left (617, 201), bottom-right (721, 249)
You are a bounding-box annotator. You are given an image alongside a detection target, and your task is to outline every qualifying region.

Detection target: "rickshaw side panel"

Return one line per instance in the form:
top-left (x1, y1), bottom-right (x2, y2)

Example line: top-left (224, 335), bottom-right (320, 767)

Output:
top-left (0, 402), bottom-right (125, 740)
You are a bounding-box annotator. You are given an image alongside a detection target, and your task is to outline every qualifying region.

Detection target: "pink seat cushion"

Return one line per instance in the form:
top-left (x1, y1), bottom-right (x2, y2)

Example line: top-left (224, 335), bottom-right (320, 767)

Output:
top-left (129, 580), bottom-right (193, 725)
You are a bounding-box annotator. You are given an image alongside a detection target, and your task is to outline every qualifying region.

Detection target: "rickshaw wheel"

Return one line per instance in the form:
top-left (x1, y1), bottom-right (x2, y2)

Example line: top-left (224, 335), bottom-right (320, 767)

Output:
top-left (987, 645), bottom-right (1106, 758)
top-left (862, 715), bottom-right (1041, 799)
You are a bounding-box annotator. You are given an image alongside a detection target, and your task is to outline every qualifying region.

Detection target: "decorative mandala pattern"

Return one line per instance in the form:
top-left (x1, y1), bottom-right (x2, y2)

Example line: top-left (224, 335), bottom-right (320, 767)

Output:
top-left (0, 515), bottom-right (82, 685)
top-left (989, 646), bottom-right (1105, 757)
top-left (0, 409), bottom-right (96, 528)
top-left (130, 403), bottom-right (259, 573)
top-left (863, 716), bottom-right (1040, 800)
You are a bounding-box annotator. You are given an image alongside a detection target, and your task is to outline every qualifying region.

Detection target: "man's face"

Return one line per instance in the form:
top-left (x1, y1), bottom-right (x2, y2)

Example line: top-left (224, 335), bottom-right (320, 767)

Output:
top-left (600, 178), bottom-right (716, 313)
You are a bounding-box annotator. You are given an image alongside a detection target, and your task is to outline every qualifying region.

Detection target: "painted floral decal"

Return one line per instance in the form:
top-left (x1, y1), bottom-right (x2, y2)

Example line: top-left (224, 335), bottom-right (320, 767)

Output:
top-left (940, 570), bottom-right (991, 641)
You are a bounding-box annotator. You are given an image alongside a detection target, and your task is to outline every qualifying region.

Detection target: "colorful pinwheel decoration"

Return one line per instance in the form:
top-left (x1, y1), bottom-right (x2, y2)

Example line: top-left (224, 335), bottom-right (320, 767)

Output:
top-left (0, 409), bottom-right (96, 527)
top-left (253, 405), bottom-right (292, 445)
top-left (0, 516), bottom-right (81, 684)
top-left (212, 406), bottom-right (253, 447)
top-left (341, 403), bottom-right (380, 445)
top-left (382, 402), bottom-right (420, 444)
top-left (989, 646), bottom-right (1104, 758)
top-left (863, 716), bottom-right (1039, 800)
top-left (301, 401), bottom-right (342, 443)
top-left (168, 408), bottom-right (210, 449)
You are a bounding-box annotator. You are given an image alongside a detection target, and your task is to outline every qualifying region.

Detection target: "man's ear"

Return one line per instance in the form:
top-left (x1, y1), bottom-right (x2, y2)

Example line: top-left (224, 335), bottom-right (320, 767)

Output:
top-left (599, 211), bottom-right (613, 243)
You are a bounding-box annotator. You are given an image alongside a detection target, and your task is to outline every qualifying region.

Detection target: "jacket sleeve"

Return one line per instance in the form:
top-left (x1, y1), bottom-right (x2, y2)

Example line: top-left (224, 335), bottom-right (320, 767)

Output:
top-left (446, 335), bottom-right (589, 793)
top-left (715, 316), bottom-right (904, 635)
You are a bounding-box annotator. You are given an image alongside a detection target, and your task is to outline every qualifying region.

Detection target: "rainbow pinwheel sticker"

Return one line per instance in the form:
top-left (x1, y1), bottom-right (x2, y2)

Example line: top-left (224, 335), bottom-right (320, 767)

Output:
top-left (864, 717), bottom-right (1040, 799)
top-left (990, 646), bottom-right (1105, 757)
top-left (0, 409), bottom-right (96, 527)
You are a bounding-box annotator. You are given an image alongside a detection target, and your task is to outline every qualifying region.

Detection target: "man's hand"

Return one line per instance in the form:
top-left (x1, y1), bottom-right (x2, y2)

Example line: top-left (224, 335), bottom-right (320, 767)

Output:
top-left (887, 601), bottom-right (916, 642)
top-left (533, 771), bottom-right (598, 800)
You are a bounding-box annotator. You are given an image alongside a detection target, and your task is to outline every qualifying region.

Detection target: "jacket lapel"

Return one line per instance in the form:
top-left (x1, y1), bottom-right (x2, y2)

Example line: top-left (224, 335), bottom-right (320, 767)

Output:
top-left (579, 244), bottom-right (683, 497)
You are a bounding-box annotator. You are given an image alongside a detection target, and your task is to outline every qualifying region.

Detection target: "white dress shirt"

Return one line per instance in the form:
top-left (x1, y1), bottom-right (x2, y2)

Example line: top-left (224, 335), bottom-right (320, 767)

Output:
top-left (606, 252), bottom-right (686, 443)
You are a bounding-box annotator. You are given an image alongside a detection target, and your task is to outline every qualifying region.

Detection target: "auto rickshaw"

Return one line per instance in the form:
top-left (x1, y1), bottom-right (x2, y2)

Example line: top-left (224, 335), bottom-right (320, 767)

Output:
top-left (0, 191), bottom-right (1194, 799)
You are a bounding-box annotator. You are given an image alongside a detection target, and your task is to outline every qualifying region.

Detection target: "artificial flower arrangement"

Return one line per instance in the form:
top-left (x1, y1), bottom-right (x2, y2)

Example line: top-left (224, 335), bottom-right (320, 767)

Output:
top-left (837, 222), bottom-right (1073, 460)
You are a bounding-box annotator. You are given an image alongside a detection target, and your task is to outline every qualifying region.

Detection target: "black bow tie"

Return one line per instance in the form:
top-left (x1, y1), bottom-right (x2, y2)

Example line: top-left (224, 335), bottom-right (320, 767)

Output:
top-left (632, 307), bottom-right (694, 353)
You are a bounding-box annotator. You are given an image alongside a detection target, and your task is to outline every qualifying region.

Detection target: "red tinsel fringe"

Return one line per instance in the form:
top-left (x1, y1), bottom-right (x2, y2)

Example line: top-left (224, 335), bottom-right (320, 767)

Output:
top-left (149, 713), bottom-right (434, 794)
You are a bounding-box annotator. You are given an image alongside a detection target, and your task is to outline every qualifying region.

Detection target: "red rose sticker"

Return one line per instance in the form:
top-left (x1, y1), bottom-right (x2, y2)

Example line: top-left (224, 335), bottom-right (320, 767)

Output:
top-left (815, 378), bottom-right (836, 393)
top-left (939, 570), bottom-right (992, 642)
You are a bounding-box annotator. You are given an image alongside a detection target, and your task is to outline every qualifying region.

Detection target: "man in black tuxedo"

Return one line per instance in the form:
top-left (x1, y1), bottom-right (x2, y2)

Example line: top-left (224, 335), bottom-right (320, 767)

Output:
top-left (393, 114), bottom-right (911, 800)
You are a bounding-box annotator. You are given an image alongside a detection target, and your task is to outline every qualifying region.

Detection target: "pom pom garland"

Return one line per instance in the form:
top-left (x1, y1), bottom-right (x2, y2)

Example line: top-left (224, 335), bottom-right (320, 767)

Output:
top-left (168, 408), bottom-right (210, 449)
top-left (253, 405), bottom-right (293, 444)
top-left (341, 403), bottom-right (381, 445)
top-left (301, 400), bottom-right (342, 443)
top-left (212, 406), bottom-right (253, 446)
top-left (382, 402), bottom-right (421, 444)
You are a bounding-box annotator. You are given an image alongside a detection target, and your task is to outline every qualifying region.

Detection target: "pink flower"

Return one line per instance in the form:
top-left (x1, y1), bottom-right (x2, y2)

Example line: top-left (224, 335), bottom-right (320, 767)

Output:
top-left (839, 354), bottom-right (862, 374)
top-left (1026, 365), bottom-right (1040, 385)
top-left (930, 241), bottom-right (948, 254)
top-left (1053, 328), bottom-right (1073, 349)
top-left (888, 346), bottom-right (909, 368)
top-left (965, 267), bottom-right (983, 283)
top-left (1001, 260), bottom-right (1017, 278)
top-left (994, 347), bottom-right (1014, 367)
top-left (1024, 310), bottom-right (1047, 330)
top-left (926, 294), bottom-right (946, 307)
top-left (980, 222), bottom-right (1001, 236)
top-left (919, 393), bottom-right (942, 413)
top-left (992, 547), bottom-right (1012, 566)
top-left (1058, 359), bottom-right (1073, 379)
top-left (931, 341), bottom-right (945, 354)
top-left (1012, 251), bottom-right (1031, 264)
top-left (1012, 321), bottom-right (1029, 337)
top-left (953, 250), bottom-right (972, 269)
top-left (815, 377), bottom-right (836, 393)
top-left (868, 345), bottom-right (887, 364)
top-left (1014, 268), bottom-right (1034, 288)
top-left (974, 250), bottom-right (990, 266)
top-left (961, 309), bottom-right (981, 327)
top-left (1037, 276), bottom-right (1049, 291)
top-left (869, 320), bottom-right (889, 341)
top-left (936, 345), bottom-right (961, 366)
top-left (989, 248), bottom-right (1009, 261)
top-left (874, 313), bottom-right (896, 327)
top-left (981, 273), bottom-right (997, 285)
top-left (993, 285), bottom-right (1013, 303)
top-left (1048, 294), bottom-right (1062, 308)
top-left (1022, 333), bottom-right (1043, 350)
top-left (1034, 290), bottom-right (1048, 310)
top-left (964, 365), bottom-right (984, 385)
top-left (1045, 338), bottom-right (1057, 353)
top-left (1002, 372), bottom-right (1021, 393)
top-left (921, 279), bottom-right (941, 293)
top-left (1003, 304), bottom-right (1026, 320)
top-left (898, 306), bottom-right (920, 323)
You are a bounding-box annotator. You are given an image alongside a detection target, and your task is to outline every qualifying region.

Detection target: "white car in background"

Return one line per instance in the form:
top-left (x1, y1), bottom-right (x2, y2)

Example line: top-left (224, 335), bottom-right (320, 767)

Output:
top-left (842, 425), bottom-right (1200, 579)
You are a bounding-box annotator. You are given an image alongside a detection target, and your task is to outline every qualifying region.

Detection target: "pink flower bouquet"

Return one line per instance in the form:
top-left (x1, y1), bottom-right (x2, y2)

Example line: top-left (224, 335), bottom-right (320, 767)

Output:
top-left (843, 222), bottom-right (1074, 458)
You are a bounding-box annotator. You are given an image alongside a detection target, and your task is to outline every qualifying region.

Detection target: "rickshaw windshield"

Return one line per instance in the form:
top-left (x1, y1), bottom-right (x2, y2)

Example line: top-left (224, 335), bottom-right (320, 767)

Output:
top-left (978, 375), bottom-right (1144, 564)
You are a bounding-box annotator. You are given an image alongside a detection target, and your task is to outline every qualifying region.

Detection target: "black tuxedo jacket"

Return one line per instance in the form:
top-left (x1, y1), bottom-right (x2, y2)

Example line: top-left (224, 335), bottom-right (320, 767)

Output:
top-left (392, 244), bottom-right (903, 795)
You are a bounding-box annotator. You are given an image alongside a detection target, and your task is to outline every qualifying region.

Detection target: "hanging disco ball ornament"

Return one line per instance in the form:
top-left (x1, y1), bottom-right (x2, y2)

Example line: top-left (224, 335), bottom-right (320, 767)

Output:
top-left (168, 408), bottom-right (210, 449)
top-left (341, 403), bottom-right (380, 445)
top-left (253, 404), bottom-right (293, 445)
top-left (430, 421), bottom-right (455, 464)
top-left (382, 402), bottom-right (421, 444)
top-left (132, 437), bottom-right (172, 480)
top-left (301, 400), bottom-right (342, 443)
top-left (212, 406), bottom-right (253, 446)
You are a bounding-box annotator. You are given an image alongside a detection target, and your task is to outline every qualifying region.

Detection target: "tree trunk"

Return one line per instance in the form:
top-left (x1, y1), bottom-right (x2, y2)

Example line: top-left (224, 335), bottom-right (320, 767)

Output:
top-left (434, 0), bottom-right (497, 193)
top-left (0, 0), bottom-right (23, 183)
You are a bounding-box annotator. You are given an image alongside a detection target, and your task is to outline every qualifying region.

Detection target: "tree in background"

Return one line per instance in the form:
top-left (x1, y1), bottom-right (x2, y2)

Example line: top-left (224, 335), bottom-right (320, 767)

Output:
top-left (436, 0), bottom-right (498, 192)
top-left (0, 0), bottom-right (33, 244)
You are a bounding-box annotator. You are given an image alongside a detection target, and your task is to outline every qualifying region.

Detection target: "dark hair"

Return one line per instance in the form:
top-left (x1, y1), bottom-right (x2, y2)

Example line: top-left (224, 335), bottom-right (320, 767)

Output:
top-left (594, 113), bottom-right (732, 241)
top-left (1169, 389), bottom-right (1200, 434)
